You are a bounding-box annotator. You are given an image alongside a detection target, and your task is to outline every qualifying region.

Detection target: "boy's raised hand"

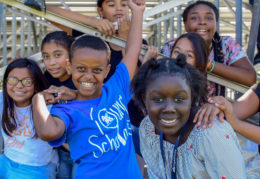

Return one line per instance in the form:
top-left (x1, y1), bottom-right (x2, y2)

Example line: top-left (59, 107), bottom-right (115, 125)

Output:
top-left (117, 16), bottom-right (130, 40)
top-left (128, 0), bottom-right (145, 12)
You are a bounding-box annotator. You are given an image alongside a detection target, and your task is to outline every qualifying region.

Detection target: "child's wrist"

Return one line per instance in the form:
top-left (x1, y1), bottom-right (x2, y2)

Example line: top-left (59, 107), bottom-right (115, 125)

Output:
top-left (207, 59), bottom-right (215, 73)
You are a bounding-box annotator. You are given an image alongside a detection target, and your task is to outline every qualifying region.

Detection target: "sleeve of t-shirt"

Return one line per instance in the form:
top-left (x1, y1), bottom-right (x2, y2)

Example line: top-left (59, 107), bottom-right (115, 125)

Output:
top-left (222, 36), bottom-right (247, 65)
top-left (251, 83), bottom-right (260, 112)
top-left (197, 118), bottom-right (246, 178)
top-left (48, 105), bottom-right (71, 147)
top-left (107, 62), bottom-right (131, 102)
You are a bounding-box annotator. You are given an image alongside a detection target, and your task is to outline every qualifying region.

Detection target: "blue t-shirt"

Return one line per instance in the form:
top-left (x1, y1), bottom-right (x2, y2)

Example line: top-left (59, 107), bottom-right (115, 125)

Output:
top-left (49, 63), bottom-right (142, 179)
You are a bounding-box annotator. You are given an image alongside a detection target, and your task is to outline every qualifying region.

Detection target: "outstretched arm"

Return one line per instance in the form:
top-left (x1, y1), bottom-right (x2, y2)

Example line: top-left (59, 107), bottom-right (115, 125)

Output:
top-left (122, 0), bottom-right (145, 80)
top-left (32, 92), bottom-right (65, 141)
top-left (209, 57), bottom-right (256, 86)
top-left (233, 88), bottom-right (259, 120)
top-left (46, 6), bottom-right (115, 37)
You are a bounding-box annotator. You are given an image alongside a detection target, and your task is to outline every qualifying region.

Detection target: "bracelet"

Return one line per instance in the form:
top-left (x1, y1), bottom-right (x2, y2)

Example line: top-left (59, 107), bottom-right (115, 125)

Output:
top-left (208, 60), bottom-right (215, 73)
top-left (206, 59), bottom-right (213, 70)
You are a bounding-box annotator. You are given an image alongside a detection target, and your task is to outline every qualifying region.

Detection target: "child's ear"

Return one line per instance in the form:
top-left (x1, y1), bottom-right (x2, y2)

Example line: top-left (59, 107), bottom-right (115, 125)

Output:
top-left (141, 94), bottom-right (145, 104)
top-left (104, 64), bottom-right (111, 78)
top-left (65, 59), bottom-right (71, 75)
top-left (97, 7), bottom-right (103, 18)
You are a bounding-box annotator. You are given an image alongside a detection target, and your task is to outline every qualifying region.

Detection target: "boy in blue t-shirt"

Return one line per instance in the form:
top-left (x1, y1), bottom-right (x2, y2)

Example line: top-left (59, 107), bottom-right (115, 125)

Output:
top-left (32, 0), bottom-right (145, 178)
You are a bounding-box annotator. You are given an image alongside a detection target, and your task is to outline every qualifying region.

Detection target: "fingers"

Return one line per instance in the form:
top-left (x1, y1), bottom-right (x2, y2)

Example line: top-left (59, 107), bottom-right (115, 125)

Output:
top-left (219, 112), bottom-right (225, 123)
top-left (117, 16), bottom-right (130, 39)
top-left (142, 46), bottom-right (159, 64)
top-left (97, 19), bottom-right (115, 38)
top-left (207, 107), bottom-right (220, 128)
top-left (194, 103), bottom-right (220, 129)
top-left (41, 91), bottom-right (56, 104)
top-left (193, 106), bottom-right (207, 128)
top-left (128, 0), bottom-right (146, 11)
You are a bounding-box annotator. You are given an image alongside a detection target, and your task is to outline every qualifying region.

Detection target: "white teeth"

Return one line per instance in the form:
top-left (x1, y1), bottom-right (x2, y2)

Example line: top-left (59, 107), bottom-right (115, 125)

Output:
top-left (80, 82), bottom-right (94, 88)
top-left (14, 91), bottom-right (25, 94)
top-left (161, 118), bottom-right (176, 124)
top-left (198, 29), bottom-right (207, 32)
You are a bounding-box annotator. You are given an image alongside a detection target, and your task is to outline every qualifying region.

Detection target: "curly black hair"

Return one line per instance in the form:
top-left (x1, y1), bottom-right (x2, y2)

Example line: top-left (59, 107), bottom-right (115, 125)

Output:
top-left (131, 54), bottom-right (208, 114)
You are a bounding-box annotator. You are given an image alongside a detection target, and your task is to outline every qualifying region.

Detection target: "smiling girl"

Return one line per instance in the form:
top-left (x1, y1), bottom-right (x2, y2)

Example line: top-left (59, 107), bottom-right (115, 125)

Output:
top-left (131, 54), bottom-right (246, 178)
top-left (0, 58), bottom-right (58, 179)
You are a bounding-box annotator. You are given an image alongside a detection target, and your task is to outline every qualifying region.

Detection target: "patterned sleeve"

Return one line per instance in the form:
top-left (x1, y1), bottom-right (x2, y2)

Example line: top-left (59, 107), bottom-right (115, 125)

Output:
top-left (197, 118), bottom-right (247, 178)
top-left (222, 36), bottom-right (247, 65)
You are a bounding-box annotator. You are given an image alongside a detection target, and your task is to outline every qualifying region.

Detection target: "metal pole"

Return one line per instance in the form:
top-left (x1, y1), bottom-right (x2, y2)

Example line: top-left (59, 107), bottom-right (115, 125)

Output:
top-left (247, 0), bottom-right (260, 62)
top-left (11, 7), bottom-right (16, 59)
top-left (177, 5), bottom-right (182, 37)
top-left (163, 0), bottom-right (169, 44)
top-left (157, 14), bottom-right (162, 48)
top-left (32, 18), bottom-right (38, 54)
top-left (236, 0), bottom-right (243, 46)
top-left (2, 4), bottom-right (7, 65)
top-left (39, 17), bottom-right (43, 47)
top-left (27, 20), bottom-right (32, 56)
top-left (20, 10), bottom-right (25, 57)
top-left (169, 8), bottom-right (174, 39)
top-left (0, 3), bottom-right (3, 36)
top-left (214, 0), bottom-right (220, 32)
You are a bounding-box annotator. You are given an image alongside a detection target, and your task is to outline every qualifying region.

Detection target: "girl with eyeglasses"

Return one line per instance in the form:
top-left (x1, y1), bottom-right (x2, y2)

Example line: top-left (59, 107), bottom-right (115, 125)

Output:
top-left (0, 58), bottom-right (58, 179)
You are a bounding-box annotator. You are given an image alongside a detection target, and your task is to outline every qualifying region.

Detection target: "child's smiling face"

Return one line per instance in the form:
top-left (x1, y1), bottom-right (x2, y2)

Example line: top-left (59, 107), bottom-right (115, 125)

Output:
top-left (69, 47), bottom-right (110, 101)
top-left (98, 0), bottom-right (129, 22)
top-left (171, 38), bottom-right (196, 67)
top-left (42, 41), bottom-right (70, 82)
top-left (184, 4), bottom-right (217, 45)
top-left (144, 75), bottom-right (192, 143)
top-left (6, 68), bottom-right (35, 107)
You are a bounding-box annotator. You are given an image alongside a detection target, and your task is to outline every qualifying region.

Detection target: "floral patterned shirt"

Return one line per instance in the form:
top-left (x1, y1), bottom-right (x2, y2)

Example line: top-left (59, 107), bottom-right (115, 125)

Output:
top-left (161, 36), bottom-right (247, 96)
top-left (140, 116), bottom-right (246, 179)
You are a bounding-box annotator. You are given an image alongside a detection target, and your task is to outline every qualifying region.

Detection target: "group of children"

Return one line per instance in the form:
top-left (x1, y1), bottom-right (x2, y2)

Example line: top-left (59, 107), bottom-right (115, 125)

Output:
top-left (0, 0), bottom-right (259, 178)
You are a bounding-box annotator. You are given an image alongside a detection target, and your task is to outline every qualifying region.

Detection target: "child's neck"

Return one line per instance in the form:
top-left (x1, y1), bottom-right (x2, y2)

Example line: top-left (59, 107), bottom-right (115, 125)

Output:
top-left (109, 43), bottom-right (122, 51)
top-left (161, 121), bottom-right (195, 145)
top-left (59, 74), bottom-right (70, 82)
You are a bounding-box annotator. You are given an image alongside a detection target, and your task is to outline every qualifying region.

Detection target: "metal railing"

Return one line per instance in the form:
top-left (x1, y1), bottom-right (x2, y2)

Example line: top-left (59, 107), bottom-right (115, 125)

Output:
top-left (0, 0), bottom-right (259, 152)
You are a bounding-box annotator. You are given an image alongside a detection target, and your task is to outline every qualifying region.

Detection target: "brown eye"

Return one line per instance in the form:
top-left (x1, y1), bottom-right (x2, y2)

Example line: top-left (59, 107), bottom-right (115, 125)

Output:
top-left (174, 97), bottom-right (184, 103)
top-left (77, 67), bottom-right (85, 72)
top-left (42, 54), bottom-right (49, 60)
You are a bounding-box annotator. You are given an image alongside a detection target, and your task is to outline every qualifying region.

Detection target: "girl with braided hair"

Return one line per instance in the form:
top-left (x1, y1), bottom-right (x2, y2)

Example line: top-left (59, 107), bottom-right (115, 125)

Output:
top-left (131, 54), bottom-right (246, 178)
top-left (162, 0), bottom-right (256, 96)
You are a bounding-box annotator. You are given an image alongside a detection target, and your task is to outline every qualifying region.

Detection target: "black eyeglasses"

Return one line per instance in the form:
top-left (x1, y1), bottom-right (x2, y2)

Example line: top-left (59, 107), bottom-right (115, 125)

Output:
top-left (7, 76), bottom-right (34, 87)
